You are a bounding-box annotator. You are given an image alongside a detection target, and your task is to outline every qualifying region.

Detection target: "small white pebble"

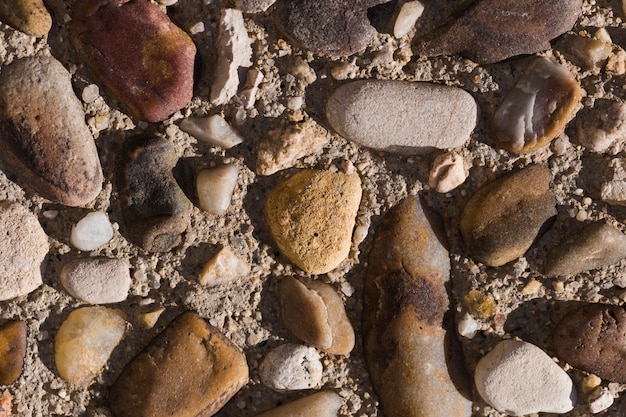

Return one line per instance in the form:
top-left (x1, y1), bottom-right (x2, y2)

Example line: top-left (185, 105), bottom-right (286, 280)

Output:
top-left (196, 165), bottom-right (238, 215)
top-left (353, 224), bottom-right (369, 245)
top-left (589, 387), bottom-right (614, 414)
top-left (199, 246), bottom-right (251, 287)
top-left (42, 210), bottom-right (58, 220)
top-left (189, 22), bottom-right (205, 34)
top-left (259, 344), bottom-right (323, 391)
top-left (576, 209), bottom-right (588, 221)
top-left (180, 115), bottom-right (244, 149)
top-left (286, 96), bottom-right (303, 110)
top-left (341, 281), bottom-right (354, 297)
top-left (457, 312), bottom-right (479, 339)
top-left (70, 212), bottom-right (114, 251)
top-left (81, 84), bottom-right (99, 104)
top-left (394, 1), bottom-right (424, 38)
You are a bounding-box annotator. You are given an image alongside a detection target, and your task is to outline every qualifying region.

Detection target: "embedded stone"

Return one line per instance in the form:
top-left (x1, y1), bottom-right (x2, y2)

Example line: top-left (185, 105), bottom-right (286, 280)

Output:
top-left (196, 165), bottom-right (238, 215)
top-left (576, 99), bottom-right (626, 152)
top-left (254, 391), bottom-right (343, 417)
top-left (198, 246), bottom-right (250, 287)
top-left (259, 344), bottom-right (323, 391)
top-left (71, 0), bottom-right (197, 122)
top-left (429, 151), bottom-right (467, 193)
top-left (0, 321), bottom-right (26, 385)
top-left (394, 1), bottom-right (424, 38)
top-left (70, 211), bottom-right (114, 251)
top-left (180, 114), bottom-right (244, 149)
top-left (60, 258), bottom-right (131, 304)
top-left (602, 158), bottom-right (626, 206)
top-left (0, 0), bottom-right (51, 37)
top-left (233, 0), bottom-right (276, 13)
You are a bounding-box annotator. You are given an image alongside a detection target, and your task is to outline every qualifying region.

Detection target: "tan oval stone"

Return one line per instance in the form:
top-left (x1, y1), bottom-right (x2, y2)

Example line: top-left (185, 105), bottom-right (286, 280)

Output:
top-left (254, 391), bottom-right (343, 417)
top-left (0, 0), bottom-right (51, 37)
top-left (0, 321), bottom-right (26, 385)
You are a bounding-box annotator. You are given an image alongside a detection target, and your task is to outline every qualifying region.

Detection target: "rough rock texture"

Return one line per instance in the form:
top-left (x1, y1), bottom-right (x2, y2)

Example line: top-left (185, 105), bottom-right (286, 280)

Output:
top-left (415, 0), bottom-right (583, 64)
top-left (602, 158), bottom-right (626, 206)
top-left (0, 321), bottom-right (26, 385)
top-left (576, 99), bottom-right (626, 152)
top-left (265, 170), bottom-right (361, 274)
top-left (460, 165), bottom-right (557, 266)
top-left (429, 151), bottom-right (467, 193)
top-left (0, 0), bottom-right (51, 37)
top-left (198, 246), bottom-right (250, 287)
top-left (254, 391), bottom-right (343, 417)
top-left (0, 56), bottom-right (103, 206)
top-left (109, 312), bottom-right (249, 417)
top-left (233, 0), bottom-right (276, 13)
top-left (326, 80), bottom-right (477, 155)
top-left (259, 344), bottom-right (323, 391)
top-left (552, 304), bottom-right (626, 383)
top-left (363, 196), bottom-right (472, 417)
top-left (71, 0), bottom-right (197, 122)
top-left (60, 258), bottom-right (131, 304)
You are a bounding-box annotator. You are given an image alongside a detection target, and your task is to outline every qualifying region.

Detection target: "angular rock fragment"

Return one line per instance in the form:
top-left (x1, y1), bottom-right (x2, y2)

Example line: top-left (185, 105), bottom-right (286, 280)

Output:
top-left (0, 321), bottom-right (26, 385)
top-left (180, 114), bottom-right (244, 149)
top-left (0, 0), bottom-right (51, 37)
top-left (110, 312), bottom-right (248, 417)
top-left (196, 165), bottom-right (238, 215)
top-left (259, 344), bottom-right (322, 391)
top-left (601, 158), bottom-right (626, 206)
top-left (415, 0), bottom-right (582, 64)
top-left (326, 80), bottom-right (477, 155)
top-left (394, 1), bottom-right (424, 38)
top-left (558, 35), bottom-right (612, 72)
top-left (576, 99), bottom-right (626, 152)
top-left (254, 391), bottom-right (343, 417)
top-left (60, 258), bottom-right (131, 304)
top-left (363, 196), bottom-right (472, 417)
top-left (71, 0), bottom-right (197, 122)
top-left (199, 246), bottom-right (250, 287)
top-left (233, 0), bottom-right (276, 13)
top-left (429, 151), bottom-right (467, 193)
top-left (0, 56), bottom-right (103, 206)
top-left (460, 165), bottom-right (556, 266)
top-left (491, 57), bottom-right (582, 153)
top-left (70, 211), bottom-right (114, 251)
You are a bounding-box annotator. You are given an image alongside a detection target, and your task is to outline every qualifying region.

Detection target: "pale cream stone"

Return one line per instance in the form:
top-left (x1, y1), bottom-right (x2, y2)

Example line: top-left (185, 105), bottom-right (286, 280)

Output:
top-left (589, 387), bottom-right (613, 414)
top-left (428, 151), bottom-right (467, 193)
top-left (394, 1), bottom-right (424, 38)
top-left (138, 308), bottom-right (165, 329)
top-left (180, 114), bottom-right (244, 148)
top-left (238, 69), bottom-right (263, 108)
top-left (196, 165), bottom-right (238, 215)
top-left (254, 391), bottom-right (343, 417)
top-left (199, 246), bottom-right (251, 287)
top-left (70, 211), bottom-right (114, 251)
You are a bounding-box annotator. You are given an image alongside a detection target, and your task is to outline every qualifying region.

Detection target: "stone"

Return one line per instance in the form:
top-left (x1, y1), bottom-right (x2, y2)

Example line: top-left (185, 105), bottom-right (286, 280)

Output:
top-left (460, 164), bottom-right (557, 266)
top-left (475, 339), bottom-right (576, 416)
top-left (275, 0), bottom-right (391, 57)
top-left (0, 203), bottom-right (48, 301)
top-left (254, 391), bottom-right (343, 417)
top-left (70, 212), bottom-right (114, 251)
top-left (463, 290), bottom-right (496, 319)
top-left (60, 258), bottom-right (131, 304)
top-left (110, 312), bottom-right (249, 417)
top-left (265, 170), bottom-right (362, 274)
top-left (363, 196), bottom-right (472, 417)
top-left (394, 1), bottom-right (424, 38)
top-left (428, 151), bottom-right (467, 193)
top-left (71, 0), bottom-right (196, 122)
top-left (551, 304), bottom-right (626, 383)
top-left (239, 68), bottom-right (264, 108)
top-left (558, 35), bottom-right (612, 72)
top-left (211, 9), bottom-right (252, 106)
top-left (233, 0), bottom-right (276, 13)
top-left (0, 0), bottom-right (51, 37)
top-left (138, 308), bottom-right (165, 329)
top-left (544, 222), bottom-right (626, 276)
top-left (415, 0), bottom-right (582, 64)
top-left (576, 99), bottom-right (626, 152)
top-left (0, 391), bottom-right (11, 417)
top-left (457, 313), bottom-right (479, 339)
top-left (256, 120), bottom-right (329, 176)
top-left (280, 276), bottom-right (355, 355)
top-left (196, 165), bottom-right (238, 215)
top-left (491, 57), bottom-right (582, 153)
top-left (198, 246), bottom-right (250, 287)
top-left (601, 158), bottom-right (626, 206)
top-left (180, 114), bottom-right (244, 149)
top-left (0, 56), bottom-right (103, 206)
top-left (589, 387), bottom-right (614, 414)
top-left (259, 344), bottom-right (323, 391)
top-left (326, 80), bottom-right (477, 155)
top-left (55, 306), bottom-right (126, 386)
top-left (0, 321), bottom-right (26, 385)
top-left (118, 135), bottom-right (192, 253)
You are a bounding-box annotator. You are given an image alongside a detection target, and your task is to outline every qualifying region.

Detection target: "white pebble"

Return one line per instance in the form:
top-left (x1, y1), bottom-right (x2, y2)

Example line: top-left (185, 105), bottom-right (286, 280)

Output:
top-left (42, 210), bottom-right (58, 220)
top-left (70, 212), bottom-right (114, 251)
top-left (196, 165), bottom-right (238, 215)
top-left (180, 115), bottom-right (244, 149)
top-left (199, 246), bottom-right (250, 287)
top-left (81, 84), bottom-right (100, 103)
top-left (189, 22), bottom-right (205, 34)
top-left (352, 224), bottom-right (369, 245)
top-left (457, 312), bottom-right (479, 339)
top-left (286, 96), bottom-right (303, 110)
top-left (589, 387), bottom-right (613, 414)
top-left (429, 151), bottom-right (467, 193)
top-left (394, 1), bottom-right (424, 38)
top-left (259, 344), bottom-right (323, 391)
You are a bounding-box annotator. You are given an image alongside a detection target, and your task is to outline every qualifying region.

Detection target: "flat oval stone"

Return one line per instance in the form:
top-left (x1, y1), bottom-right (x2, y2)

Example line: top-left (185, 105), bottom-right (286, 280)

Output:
top-left (0, 0), bottom-right (51, 37)
top-left (71, 0), bottom-right (196, 122)
top-left (326, 80), bottom-right (477, 155)
top-left (254, 391), bottom-right (343, 417)
top-left (0, 56), bottom-right (103, 206)
top-left (60, 258), bottom-right (131, 304)
top-left (0, 321), bottom-right (26, 385)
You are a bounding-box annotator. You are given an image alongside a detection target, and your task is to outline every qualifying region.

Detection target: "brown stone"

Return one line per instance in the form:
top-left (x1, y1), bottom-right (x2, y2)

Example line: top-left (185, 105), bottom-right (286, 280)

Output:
top-left (0, 321), bottom-right (26, 385)
top-left (254, 391), bottom-right (343, 417)
top-left (0, 0), bottom-right (51, 37)
top-left (71, 0), bottom-right (196, 122)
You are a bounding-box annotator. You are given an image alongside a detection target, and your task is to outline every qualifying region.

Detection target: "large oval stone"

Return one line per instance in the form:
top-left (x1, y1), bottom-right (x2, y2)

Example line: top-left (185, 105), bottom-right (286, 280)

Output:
top-left (0, 56), bottom-right (103, 206)
top-left (326, 80), bottom-right (477, 155)
top-left (0, 0), bottom-right (51, 37)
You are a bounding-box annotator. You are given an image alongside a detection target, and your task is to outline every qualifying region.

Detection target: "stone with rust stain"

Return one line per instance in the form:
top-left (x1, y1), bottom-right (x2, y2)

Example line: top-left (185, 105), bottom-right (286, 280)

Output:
top-left (0, 321), bottom-right (26, 385)
top-left (0, 0), bottom-right (51, 37)
top-left (363, 196), bottom-right (472, 417)
top-left (71, 0), bottom-right (196, 122)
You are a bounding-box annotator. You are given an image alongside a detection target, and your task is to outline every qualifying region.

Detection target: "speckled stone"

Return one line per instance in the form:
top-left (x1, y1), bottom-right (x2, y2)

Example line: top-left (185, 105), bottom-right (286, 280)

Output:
top-left (60, 258), bottom-right (131, 304)
top-left (0, 0), bottom-right (51, 37)
top-left (0, 321), bottom-right (26, 385)
top-left (259, 344), bottom-right (323, 391)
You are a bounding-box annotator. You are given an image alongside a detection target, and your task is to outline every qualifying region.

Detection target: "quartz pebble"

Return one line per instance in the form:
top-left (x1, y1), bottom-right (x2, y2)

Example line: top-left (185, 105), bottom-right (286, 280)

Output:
top-left (259, 344), bottom-right (323, 391)
top-left (601, 158), bottom-right (626, 206)
top-left (265, 170), bottom-right (362, 274)
top-left (110, 312), bottom-right (249, 417)
top-left (138, 308), bottom-right (165, 329)
top-left (233, 0), bottom-right (277, 13)
top-left (0, 321), bottom-right (26, 385)
top-left (457, 313), bottom-right (479, 339)
top-left (559, 35), bottom-right (612, 72)
top-left (60, 258), bottom-right (131, 304)
top-left (475, 339), bottom-right (576, 416)
top-left (198, 246), bottom-right (250, 287)
top-left (0, 0), bottom-right (51, 37)
top-left (70, 212), bottom-right (114, 251)
top-left (589, 387), bottom-right (614, 414)
top-left (180, 114), bottom-right (244, 149)
top-left (55, 306), bottom-right (126, 386)
top-left (254, 391), bottom-right (343, 417)
top-left (575, 99), bottom-right (626, 152)
top-left (196, 165), bottom-right (238, 215)
top-left (326, 80), bottom-right (477, 155)
top-left (429, 151), bottom-right (467, 193)
top-left (393, 1), bottom-right (424, 38)
top-left (491, 57), bottom-right (582, 153)
top-left (280, 276), bottom-right (355, 355)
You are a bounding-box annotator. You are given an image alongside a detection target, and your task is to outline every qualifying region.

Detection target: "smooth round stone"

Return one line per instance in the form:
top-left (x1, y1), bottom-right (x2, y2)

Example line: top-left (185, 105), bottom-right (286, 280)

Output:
top-left (475, 339), bottom-right (576, 416)
top-left (196, 165), bottom-right (238, 215)
top-left (326, 80), bottom-right (477, 155)
top-left (70, 212), bottom-right (114, 251)
top-left (259, 344), bottom-right (323, 391)
top-left (60, 258), bottom-right (130, 304)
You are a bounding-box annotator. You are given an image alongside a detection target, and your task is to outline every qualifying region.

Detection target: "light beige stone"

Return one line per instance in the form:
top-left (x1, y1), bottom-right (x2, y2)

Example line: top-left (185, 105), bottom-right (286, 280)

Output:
top-left (60, 258), bottom-right (131, 304)
top-left (429, 151), bottom-right (467, 193)
top-left (180, 114), bottom-right (244, 149)
top-left (199, 246), bottom-right (250, 287)
top-left (254, 391), bottom-right (343, 417)
top-left (196, 165), bottom-right (238, 215)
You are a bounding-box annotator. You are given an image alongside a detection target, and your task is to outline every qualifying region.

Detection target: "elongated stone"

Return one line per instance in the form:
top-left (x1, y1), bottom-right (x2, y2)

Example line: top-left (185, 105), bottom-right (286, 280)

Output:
top-left (254, 391), bottom-right (343, 417)
top-left (0, 56), bottom-right (103, 206)
top-left (0, 321), bottom-right (26, 385)
top-left (0, 0), bottom-right (51, 37)
top-left (363, 196), bottom-right (472, 417)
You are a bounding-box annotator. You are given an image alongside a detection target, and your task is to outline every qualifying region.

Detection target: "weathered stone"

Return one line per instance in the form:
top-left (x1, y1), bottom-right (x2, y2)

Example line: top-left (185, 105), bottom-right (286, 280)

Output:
top-left (71, 0), bottom-right (197, 122)
top-left (491, 57), bottom-right (582, 153)
top-left (110, 312), bottom-right (249, 417)
top-left (0, 321), bottom-right (26, 385)
top-left (551, 304), bottom-right (626, 383)
top-left (265, 170), bottom-right (361, 274)
top-left (0, 56), bottom-right (103, 206)
top-left (60, 258), bottom-right (131, 304)
top-left (259, 344), bottom-right (322, 391)
top-left (415, 0), bottom-right (582, 64)
top-left (196, 165), bottom-right (238, 215)
top-left (589, 387), bottom-right (614, 414)
top-left (363, 196), bottom-right (472, 417)
top-left (475, 339), bottom-right (576, 416)
top-left (602, 158), bottom-right (626, 206)
top-left (576, 99), bottom-right (626, 152)
top-left (460, 165), bottom-right (556, 266)
top-left (70, 211), bottom-right (114, 251)
top-left (180, 114), bottom-right (244, 149)
top-left (558, 35), bottom-right (612, 72)
top-left (233, 0), bottom-right (276, 13)
top-left (0, 203), bottom-right (48, 301)
top-left (118, 135), bottom-right (192, 253)
top-left (254, 391), bottom-right (343, 417)
top-left (326, 80), bottom-right (477, 155)
top-left (198, 246), bottom-right (250, 287)
top-left (0, 0), bottom-right (51, 37)
top-left (429, 151), bottom-right (467, 193)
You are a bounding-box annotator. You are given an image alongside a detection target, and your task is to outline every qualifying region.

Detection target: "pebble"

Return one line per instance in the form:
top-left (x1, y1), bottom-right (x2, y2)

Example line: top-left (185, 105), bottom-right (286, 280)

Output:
top-left (326, 80), bottom-right (477, 155)
top-left (259, 344), bottom-right (323, 391)
top-left (54, 306), bottom-right (126, 386)
top-left (575, 99), bottom-right (626, 152)
top-left (198, 246), bottom-right (250, 287)
top-left (279, 276), bottom-right (355, 355)
top-left (460, 164), bottom-right (557, 266)
top-left (457, 313), bottom-right (479, 339)
top-left (363, 196), bottom-right (472, 417)
top-left (60, 258), bottom-right (131, 304)
top-left (265, 170), bottom-right (361, 274)
top-left (0, 0), bottom-right (51, 37)
top-left (71, 0), bottom-right (196, 122)
top-left (0, 203), bottom-right (48, 301)
top-left (559, 35), bottom-right (612, 72)
top-left (233, 0), bottom-right (276, 13)
top-left (601, 158), bottom-right (626, 206)
top-left (196, 165), bottom-right (238, 215)
top-left (138, 308), bottom-right (165, 329)
top-left (0, 56), bottom-right (103, 206)
top-left (180, 114), bottom-right (244, 149)
top-left (551, 304), bottom-right (626, 383)
top-left (119, 135), bottom-right (192, 253)
top-left (491, 57), bottom-right (582, 153)
top-left (0, 392), bottom-right (10, 417)
top-left (393, 1), bottom-right (424, 38)
top-left (589, 387), bottom-right (614, 414)
top-left (239, 68), bottom-right (264, 108)
top-left (0, 321), bottom-right (26, 385)
top-left (428, 151), bottom-right (467, 193)
top-left (254, 391), bottom-right (343, 417)
top-left (256, 120), bottom-right (329, 176)
top-left (110, 312), bottom-right (249, 417)
top-left (544, 222), bottom-right (626, 277)
top-left (416, 0), bottom-right (582, 64)
top-left (474, 339), bottom-right (576, 416)
top-left (70, 212), bottom-right (114, 251)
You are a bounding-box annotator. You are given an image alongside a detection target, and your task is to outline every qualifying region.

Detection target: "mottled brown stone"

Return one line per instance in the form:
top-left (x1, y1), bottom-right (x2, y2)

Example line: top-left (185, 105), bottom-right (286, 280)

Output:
top-left (0, 321), bottom-right (26, 385)
top-left (0, 0), bottom-right (51, 37)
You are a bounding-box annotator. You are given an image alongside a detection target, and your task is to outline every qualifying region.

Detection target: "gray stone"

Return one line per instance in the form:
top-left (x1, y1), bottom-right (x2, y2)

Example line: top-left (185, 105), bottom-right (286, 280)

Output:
top-left (60, 258), bottom-right (131, 304)
top-left (254, 391), bottom-right (343, 417)
top-left (233, 0), bottom-right (276, 13)
top-left (326, 80), bottom-right (477, 155)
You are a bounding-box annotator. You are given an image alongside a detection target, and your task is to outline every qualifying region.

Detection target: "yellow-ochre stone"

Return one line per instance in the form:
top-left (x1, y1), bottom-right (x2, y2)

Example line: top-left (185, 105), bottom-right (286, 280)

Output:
top-left (0, 0), bottom-right (52, 37)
